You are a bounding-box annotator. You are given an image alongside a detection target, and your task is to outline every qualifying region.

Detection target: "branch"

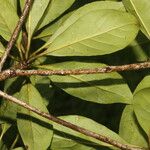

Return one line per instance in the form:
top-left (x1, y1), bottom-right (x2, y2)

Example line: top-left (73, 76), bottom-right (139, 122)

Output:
top-left (0, 61), bottom-right (150, 81)
top-left (0, 0), bottom-right (33, 71)
top-left (0, 90), bottom-right (145, 150)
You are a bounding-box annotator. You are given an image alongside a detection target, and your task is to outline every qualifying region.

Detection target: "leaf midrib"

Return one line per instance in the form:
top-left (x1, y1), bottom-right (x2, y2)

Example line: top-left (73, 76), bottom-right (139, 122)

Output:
top-left (47, 22), bottom-right (137, 55)
top-left (129, 0), bottom-right (150, 36)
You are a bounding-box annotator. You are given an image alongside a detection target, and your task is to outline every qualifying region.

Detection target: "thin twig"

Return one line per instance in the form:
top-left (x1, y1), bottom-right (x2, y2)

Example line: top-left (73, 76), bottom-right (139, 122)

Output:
top-left (0, 0), bottom-right (33, 71)
top-left (0, 90), bottom-right (145, 150)
top-left (0, 61), bottom-right (150, 81)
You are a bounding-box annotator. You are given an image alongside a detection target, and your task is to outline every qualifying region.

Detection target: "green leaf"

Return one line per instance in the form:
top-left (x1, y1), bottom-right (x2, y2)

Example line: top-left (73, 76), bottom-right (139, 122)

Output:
top-left (119, 105), bottom-right (148, 148)
top-left (17, 84), bottom-right (53, 150)
top-left (0, 0), bottom-right (19, 40)
top-left (38, 61), bottom-right (132, 104)
top-left (37, 0), bottom-right (75, 30)
top-left (134, 75), bottom-right (150, 94)
top-left (0, 140), bottom-right (8, 150)
top-left (123, 0), bottom-right (150, 39)
top-left (53, 115), bottom-right (128, 148)
top-left (133, 89), bottom-right (150, 138)
top-left (8, 0), bottom-right (17, 9)
top-left (0, 42), bottom-right (4, 57)
top-left (132, 75), bottom-right (150, 138)
top-left (21, 0), bottom-right (50, 41)
top-left (51, 134), bottom-right (96, 150)
top-left (12, 148), bottom-right (24, 150)
top-left (30, 76), bottom-right (55, 106)
top-left (36, 1), bottom-right (125, 40)
top-left (0, 94), bottom-right (18, 124)
top-left (35, 12), bottom-right (74, 40)
top-left (43, 3), bottom-right (139, 56)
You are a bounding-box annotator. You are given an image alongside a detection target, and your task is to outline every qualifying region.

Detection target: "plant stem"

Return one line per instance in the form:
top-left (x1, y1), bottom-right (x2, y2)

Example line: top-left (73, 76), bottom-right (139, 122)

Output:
top-left (0, 61), bottom-right (150, 81)
top-left (0, 0), bottom-right (33, 71)
top-left (0, 90), bottom-right (145, 150)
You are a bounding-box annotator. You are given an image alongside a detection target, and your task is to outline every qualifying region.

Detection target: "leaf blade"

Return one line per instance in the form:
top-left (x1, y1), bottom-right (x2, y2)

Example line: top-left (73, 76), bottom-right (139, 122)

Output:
top-left (0, 0), bottom-right (19, 40)
top-left (38, 61), bottom-right (132, 104)
top-left (123, 0), bottom-right (150, 39)
top-left (17, 84), bottom-right (53, 150)
top-left (44, 9), bottom-right (139, 56)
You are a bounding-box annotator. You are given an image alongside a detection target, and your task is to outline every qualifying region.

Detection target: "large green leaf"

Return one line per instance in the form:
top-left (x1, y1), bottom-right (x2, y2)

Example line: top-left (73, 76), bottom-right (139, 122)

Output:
top-left (8, 0), bottom-right (17, 9)
top-left (17, 84), bottom-right (53, 150)
top-left (133, 75), bottom-right (150, 138)
top-left (119, 105), bottom-right (148, 148)
top-left (53, 115), bottom-right (128, 148)
top-left (123, 0), bottom-right (150, 39)
top-left (37, 0), bottom-right (75, 30)
top-left (0, 0), bottom-right (19, 40)
top-left (21, 0), bottom-right (50, 41)
top-left (51, 134), bottom-right (96, 150)
top-left (38, 61), bottom-right (132, 104)
top-left (35, 1), bottom-right (125, 40)
top-left (0, 42), bottom-right (4, 57)
top-left (43, 2), bottom-right (139, 56)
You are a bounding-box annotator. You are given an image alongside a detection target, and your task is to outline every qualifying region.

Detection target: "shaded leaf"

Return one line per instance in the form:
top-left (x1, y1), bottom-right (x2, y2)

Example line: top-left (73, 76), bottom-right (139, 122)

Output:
top-left (0, 140), bottom-right (8, 150)
top-left (51, 134), bottom-right (96, 150)
top-left (0, 0), bottom-right (19, 40)
top-left (30, 76), bottom-right (55, 106)
top-left (123, 0), bottom-right (150, 39)
top-left (37, 0), bottom-right (75, 30)
top-left (0, 94), bottom-right (18, 124)
top-left (0, 42), bottom-right (4, 57)
top-left (119, 105), bottom-right (148, 148)
top-left (53, 115), bottom-right (128, 148)
top-left (39, 61), bottom-right (132, 104)
top-left (43, 3), bottom-right (139, 56)
top-left (17, 84), bottom-right (53, 150)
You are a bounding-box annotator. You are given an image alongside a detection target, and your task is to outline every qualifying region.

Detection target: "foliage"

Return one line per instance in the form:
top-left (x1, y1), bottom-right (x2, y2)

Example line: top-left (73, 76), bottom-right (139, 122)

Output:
top-left (0, 0), bottom-right (150, 149)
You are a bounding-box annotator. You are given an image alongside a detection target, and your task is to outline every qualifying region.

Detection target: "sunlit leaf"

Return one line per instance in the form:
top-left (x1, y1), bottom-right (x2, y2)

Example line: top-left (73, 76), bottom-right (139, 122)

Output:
top-left (35, 1), bottom-right (125, 40)
top-left (0, 0), bottom-right (19, 40)
top-left (17, 84), bottom-right (53, 150)
top-left (123, 0), bottom-right (150, 39)
top-left (42, 1), bottom-right (139, 56)
top-left (38, 61), bottom-right (132, 104)
top-left (119, 105), bottom-right (148, 148)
